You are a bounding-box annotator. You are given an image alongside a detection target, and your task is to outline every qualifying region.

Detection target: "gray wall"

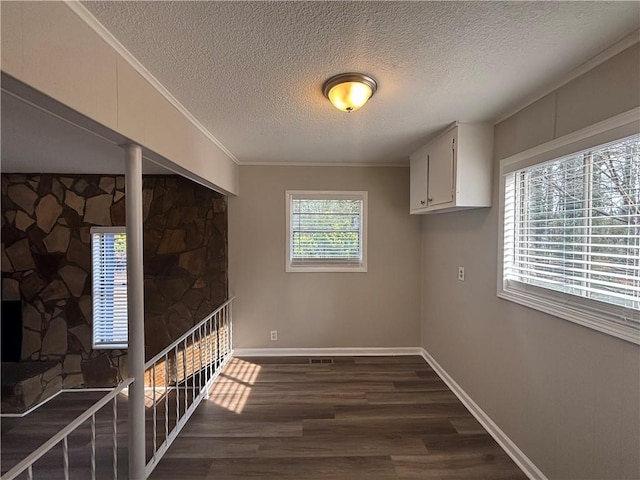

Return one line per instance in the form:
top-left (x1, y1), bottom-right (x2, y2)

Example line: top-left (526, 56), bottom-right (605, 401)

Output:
top-left (229, 165), bottom-right (422, 349)
top-left (421, 44), bottom-right (640, 479)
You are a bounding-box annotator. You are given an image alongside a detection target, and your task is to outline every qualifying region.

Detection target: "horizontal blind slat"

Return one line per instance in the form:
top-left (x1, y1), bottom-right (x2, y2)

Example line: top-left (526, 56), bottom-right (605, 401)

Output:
top-left (503, 134), bottom-right (640, 315)
top-left (92, 230), bottom-right (129, 346)
top-left (290, 197), bottom-right (364, 263)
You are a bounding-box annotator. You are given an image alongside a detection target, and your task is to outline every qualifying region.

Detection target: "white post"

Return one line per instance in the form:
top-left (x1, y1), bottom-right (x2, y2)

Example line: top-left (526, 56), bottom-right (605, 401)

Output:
top-left (125, 144), bottom-right (146, 480)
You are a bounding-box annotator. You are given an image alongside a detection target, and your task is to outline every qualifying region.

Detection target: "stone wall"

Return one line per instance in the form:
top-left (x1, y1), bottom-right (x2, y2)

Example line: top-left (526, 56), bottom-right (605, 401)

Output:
top-left (1, 174), bottom-right (227, 387)
top-left (142, 176), bottom-right (228, 359)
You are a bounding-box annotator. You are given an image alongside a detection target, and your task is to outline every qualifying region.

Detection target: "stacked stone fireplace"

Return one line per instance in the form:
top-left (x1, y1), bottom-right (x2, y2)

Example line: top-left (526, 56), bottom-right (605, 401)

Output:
top-left (1, 173), bottom-right (227, 412)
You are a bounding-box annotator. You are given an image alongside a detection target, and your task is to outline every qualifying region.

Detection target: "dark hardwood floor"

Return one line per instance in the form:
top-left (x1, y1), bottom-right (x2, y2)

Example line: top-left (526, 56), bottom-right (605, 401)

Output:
top-left (1, 356), bottom-right (527, 479)
top-left (1, 385), bottom-right (198, 479)
top-left (1, 390), bottom-right (129, 479)
top-left (149, 355), bottom-right (528, 480)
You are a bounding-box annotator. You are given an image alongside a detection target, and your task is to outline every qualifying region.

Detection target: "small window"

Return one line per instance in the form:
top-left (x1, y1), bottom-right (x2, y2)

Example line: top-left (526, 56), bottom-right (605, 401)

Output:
top-left (286, 191), bottom-right (368, 272)
top-left (498, 111), bottom-right (639, 344)
top-left (91, 227), bottom-right (128, 349)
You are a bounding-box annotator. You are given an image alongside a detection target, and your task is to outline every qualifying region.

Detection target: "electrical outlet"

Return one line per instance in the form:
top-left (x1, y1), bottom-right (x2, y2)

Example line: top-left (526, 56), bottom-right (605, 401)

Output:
top-left (270, 330), bottom-right (278, 341)
top-left (458, 266), bottom-right (465, 281)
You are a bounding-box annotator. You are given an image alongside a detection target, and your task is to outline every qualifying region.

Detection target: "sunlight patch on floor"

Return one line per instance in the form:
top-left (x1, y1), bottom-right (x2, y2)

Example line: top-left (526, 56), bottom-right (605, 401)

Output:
top-left (207, 358), bottom-right (261, 414)
top-left (143, 386), bottom-right (171, 408)
top-left (119, 384), bottom-right (173, 408)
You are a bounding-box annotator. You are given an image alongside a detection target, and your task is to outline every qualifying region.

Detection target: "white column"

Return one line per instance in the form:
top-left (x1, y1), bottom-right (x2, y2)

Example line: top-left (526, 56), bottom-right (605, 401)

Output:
top-left (125, 144), bottom-right (146, 480)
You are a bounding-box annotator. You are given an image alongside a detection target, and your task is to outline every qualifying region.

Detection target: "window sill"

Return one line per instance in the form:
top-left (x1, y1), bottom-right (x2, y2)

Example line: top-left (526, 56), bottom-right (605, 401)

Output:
top-left (497, 287), bottom-right (640, 345)
top-left (286, 264), bottom-right (367, 273)
top-left (285, 265), bottom-right (367, 273)
top-left (93, 344), bottom-right (128, 350)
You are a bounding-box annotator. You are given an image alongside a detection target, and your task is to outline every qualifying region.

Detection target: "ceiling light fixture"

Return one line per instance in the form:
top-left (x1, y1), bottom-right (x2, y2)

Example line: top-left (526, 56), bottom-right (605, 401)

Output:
top-left (322, 73), bottom-right (377, 113)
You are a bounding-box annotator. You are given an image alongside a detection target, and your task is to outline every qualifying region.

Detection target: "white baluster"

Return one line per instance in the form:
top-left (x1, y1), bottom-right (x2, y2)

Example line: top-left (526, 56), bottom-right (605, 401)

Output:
top-left (152, 363), bottom-right (157, 458)
top-left (199, 326), bottom-right (204, 394)
top-left (63, 436), bottom-right (69, 480)
top-left (113, 395), bottom-right (118, 480)
top-left (183, 339), bottom-right (188, 414)
top-left (174, 346), bottom-right (180, 422)
top-left (91, 413), bottom-right (96, 480)
top-left (165, 353), bottom-right (169, 441)
top-left (216, 316), bottom-right (220, 368)
top-left (207, 317), bottom-right (213, 391)
top-left (227, 303), bottom-right (233, 351)
top-left (191, 332), bottom-right (196, 405)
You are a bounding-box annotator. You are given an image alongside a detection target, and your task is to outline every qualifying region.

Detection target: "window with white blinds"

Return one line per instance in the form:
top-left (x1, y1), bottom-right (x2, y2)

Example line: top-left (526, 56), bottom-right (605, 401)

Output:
top-left (286, 191), bottom-right (367, 272)
top-left (500, 123), bottom-right (640, 344)
top-left (91, 227), bottom-right (128, 349)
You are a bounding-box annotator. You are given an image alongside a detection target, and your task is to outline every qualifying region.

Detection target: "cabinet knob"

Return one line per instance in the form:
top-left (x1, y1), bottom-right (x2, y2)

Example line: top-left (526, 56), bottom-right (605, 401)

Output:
top-left (420, 200), bottom-right (426, 205)
top-left (428, 198), bottom-right (433, 202)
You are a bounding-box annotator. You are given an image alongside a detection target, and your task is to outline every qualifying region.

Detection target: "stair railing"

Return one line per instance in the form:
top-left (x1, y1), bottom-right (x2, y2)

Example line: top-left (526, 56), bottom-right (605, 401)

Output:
top-left (1, 378), bottom-right (133, 480)
top-left (143, 297), bottom-right (234, 477)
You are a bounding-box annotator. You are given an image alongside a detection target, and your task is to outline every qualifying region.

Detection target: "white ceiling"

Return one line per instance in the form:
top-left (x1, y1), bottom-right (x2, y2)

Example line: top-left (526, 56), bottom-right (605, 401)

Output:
top-left (77, 1), bottom-right (640, 166)
top-left (1, 2), bottom-right (639, 174)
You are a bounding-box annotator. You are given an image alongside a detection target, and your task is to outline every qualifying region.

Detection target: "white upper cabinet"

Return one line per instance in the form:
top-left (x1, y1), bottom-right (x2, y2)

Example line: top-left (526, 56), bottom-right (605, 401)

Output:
top-left (409, 144), bottom-right (429, 211)
top-left (409, 123), bottom-right (493, 214)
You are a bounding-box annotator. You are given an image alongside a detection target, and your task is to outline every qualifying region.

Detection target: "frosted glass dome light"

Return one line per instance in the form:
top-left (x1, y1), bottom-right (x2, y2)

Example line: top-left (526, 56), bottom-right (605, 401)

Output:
top-left (322, 73), bottom-right (377, 113)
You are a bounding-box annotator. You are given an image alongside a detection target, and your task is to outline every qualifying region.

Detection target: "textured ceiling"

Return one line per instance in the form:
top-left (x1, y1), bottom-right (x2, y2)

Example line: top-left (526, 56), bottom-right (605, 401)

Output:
top-left (77, 2), bottom-right (639, 165)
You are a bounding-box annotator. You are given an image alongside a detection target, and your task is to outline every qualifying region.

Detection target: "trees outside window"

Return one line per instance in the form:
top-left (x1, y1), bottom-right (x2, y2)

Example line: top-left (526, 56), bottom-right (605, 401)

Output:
top-left (500, 127), bottom-right (639, 344)
top-left (286, 191), bottom-right (368, 273)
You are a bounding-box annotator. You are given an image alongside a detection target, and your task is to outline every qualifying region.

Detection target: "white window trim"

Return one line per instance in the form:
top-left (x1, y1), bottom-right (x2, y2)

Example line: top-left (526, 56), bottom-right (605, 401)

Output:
top-left (497, 107), bottom-right (640, 345)
top-left (91, 226), bottom-right (128, 349)
top-left (285, 190), bottom-right (368, 273)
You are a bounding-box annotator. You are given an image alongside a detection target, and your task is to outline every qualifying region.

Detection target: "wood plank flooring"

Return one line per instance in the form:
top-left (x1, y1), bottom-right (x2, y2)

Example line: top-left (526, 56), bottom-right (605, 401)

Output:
top-left (149, 356), bottom-right (528, 480)
top-left (0, 386), bottom-right (198, 478)
top-left (1, 390), bottom-right (130, 479)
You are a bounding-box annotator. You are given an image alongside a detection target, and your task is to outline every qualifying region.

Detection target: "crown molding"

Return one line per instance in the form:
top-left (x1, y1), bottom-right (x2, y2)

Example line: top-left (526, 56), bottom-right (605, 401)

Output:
top-left (239, 161), bottom-right (409, 168)
top-left (64, 1), bottom-right (240, 165)
top-left (494, 30), bottom-right (640, 125)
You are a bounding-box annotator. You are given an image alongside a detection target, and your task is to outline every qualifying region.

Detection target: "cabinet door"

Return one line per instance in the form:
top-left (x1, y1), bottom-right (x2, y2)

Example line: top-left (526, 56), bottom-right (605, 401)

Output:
top-left (427, 131), bottom-right (455, 207)
top-left (410, 151), bottom-right (428, 212)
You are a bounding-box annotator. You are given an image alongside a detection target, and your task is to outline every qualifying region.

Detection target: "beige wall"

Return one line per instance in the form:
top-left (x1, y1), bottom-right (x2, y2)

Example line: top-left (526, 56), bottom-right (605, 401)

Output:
top-left (421, 44), bottom-right (640, 479)
top-left (229, 166), bottom-right (421, 349)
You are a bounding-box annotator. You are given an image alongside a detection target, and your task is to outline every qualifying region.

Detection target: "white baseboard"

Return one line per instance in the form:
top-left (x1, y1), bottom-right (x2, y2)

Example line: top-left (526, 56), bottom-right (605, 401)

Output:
top-left (420, 348), bottom-right (547, 480)
top-left (233, 347), bottom-right (423, 357)
top-left (231, 345), bottom-right (546, 479)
